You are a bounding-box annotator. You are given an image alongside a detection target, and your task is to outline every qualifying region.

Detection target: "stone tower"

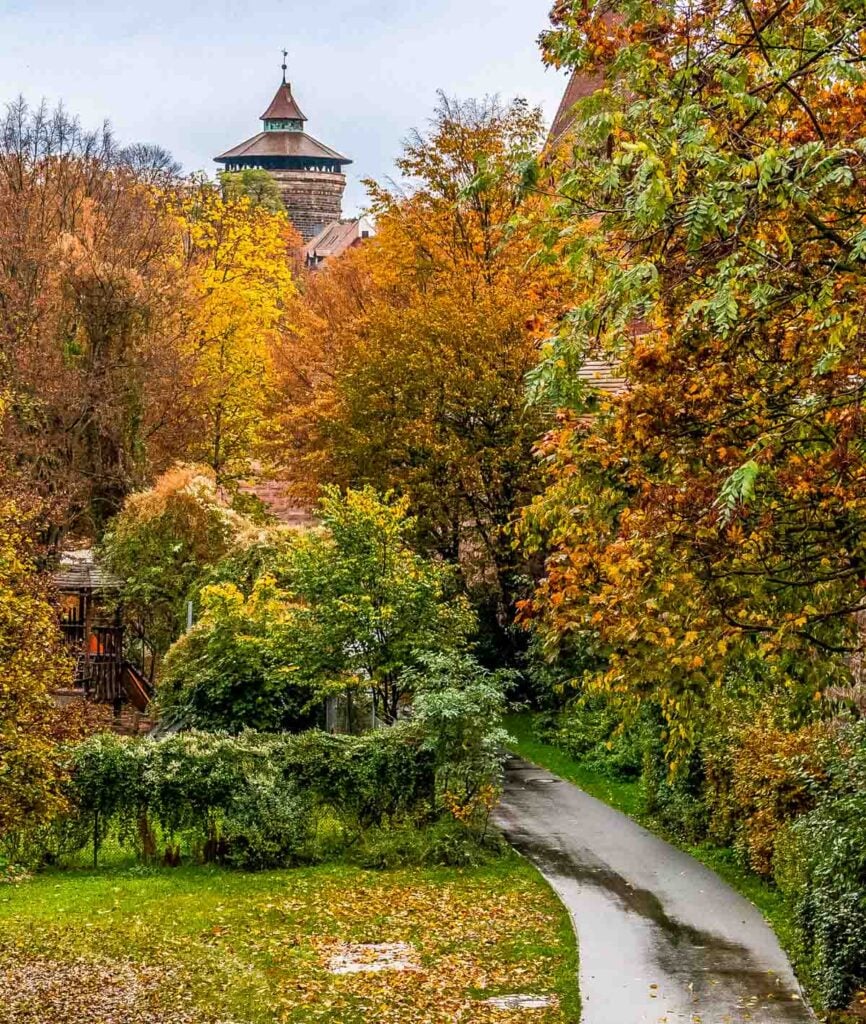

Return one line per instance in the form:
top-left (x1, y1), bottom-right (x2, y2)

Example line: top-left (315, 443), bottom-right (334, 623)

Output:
top-left (215, 67), bottom-right (351, 240)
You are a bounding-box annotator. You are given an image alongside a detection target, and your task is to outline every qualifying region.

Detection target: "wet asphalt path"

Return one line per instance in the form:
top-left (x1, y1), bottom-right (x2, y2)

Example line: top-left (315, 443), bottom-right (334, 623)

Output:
top-left (494, 757), bottom-right (815, 1024)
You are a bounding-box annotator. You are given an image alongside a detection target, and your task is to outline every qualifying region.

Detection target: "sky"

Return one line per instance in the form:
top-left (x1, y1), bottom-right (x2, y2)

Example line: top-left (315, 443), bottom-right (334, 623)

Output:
top-left (0, 0), bottom-right (570, 214)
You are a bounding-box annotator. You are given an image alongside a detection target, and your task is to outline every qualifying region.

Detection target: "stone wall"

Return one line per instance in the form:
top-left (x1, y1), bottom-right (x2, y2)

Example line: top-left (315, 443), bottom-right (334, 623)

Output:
top-left (269, 169), bottom-right (347, 240)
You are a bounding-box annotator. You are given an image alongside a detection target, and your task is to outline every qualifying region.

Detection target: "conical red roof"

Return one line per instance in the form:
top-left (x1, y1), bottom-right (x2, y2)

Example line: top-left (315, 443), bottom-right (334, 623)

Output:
top-left (260, 83), bottom-right (307, 123)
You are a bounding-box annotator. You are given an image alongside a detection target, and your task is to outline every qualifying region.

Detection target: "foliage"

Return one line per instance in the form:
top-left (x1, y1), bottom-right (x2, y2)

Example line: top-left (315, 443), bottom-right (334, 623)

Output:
top-left (157, 575), bottom-right (320, 732)
top-left (54, 726), bottom-right (437, 869)
top-left (538, 695), bottom-right (644, 782)
top-left (101, 464), bottom-right (265, 655)
top-left (176, 181), bottom-right (299, 484)
top-left (0, 861), bottom-right (579, 1024)
top-left (522, 0), bottom-right (866, 745)
top-left (0, 100), bottom-right (196, 532)
top-left (721, 718), bottom-right (829, 877)
top-left (0, 102), bottom-right (300, 535)
top-left (272, 487), bottom-right (476, 722)
top-left (0, 500), bottom-right (72, 836)
top-left (219, 168), bottom-right (286, 214)
top-left (271, 95), bottom-right (568, 638)
top-left (408, 651), bottom-right (513, 823)
top-left (776, 723), bottom-right (866, 1010)
top-left (158, 487), bottom-right (474, 728)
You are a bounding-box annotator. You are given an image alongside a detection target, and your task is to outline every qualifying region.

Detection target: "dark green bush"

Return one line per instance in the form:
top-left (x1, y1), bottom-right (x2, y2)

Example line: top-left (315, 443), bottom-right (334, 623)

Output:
top-left (58, 726), bottom-right (438, 869)
top-left (556, 696), bottom-right (645, 781)
top-left (276, 727), bottom-right (436, 829)
top-left (641, 733), bottom-right (709, 844)
top-left (776, 723), bottom-right (866, 1010)
top-left (538, 694), bottom-right (647, 782)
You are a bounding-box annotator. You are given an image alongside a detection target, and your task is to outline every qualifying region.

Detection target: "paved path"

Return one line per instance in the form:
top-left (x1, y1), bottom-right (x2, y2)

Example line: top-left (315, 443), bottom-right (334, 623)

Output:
top-left (494, 757), bottom-right (814, 1024)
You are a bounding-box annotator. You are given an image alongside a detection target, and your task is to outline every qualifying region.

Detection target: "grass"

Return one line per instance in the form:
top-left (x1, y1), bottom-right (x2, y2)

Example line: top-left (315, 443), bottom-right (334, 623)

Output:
top-left (505, 712), bottom-right (811, 1005)
top-left (0, 855), bottom-right (580, 1024)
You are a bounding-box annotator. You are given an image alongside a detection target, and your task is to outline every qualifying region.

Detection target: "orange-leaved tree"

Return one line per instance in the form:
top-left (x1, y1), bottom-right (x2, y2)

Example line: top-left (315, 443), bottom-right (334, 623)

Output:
top-left (0, 100), bottom-right (198, 535)
top-left (271, 95), bottom-right (570, 638)
top-left (521, 0), bottom-right (866, 735)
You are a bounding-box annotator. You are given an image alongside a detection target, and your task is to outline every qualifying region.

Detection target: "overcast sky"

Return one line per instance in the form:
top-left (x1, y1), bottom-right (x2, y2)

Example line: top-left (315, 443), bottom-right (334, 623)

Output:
top-left (1, 0), bottom-right (569, 214)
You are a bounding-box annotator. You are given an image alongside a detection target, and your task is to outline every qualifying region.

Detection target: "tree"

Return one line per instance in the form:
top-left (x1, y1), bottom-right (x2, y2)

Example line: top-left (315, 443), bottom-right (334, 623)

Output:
top-left (178, 181), bottom-right (300, 484)
top-left (0, 99), bottom-right (198, 534)
top-left (521, 1), bottom-right (866, 740)
top-left (218, 169), bottom-right (286, 215)
top-left (101, 464), bottom-right (262, 656)
top-left (270, 95), bottom-right (568, 641)
top-left (275, 487), bottom-right (475, 722)
top-left (158, 487), bottom-right (475, 728)
top-left (0, 499), bottom-right (72, 835)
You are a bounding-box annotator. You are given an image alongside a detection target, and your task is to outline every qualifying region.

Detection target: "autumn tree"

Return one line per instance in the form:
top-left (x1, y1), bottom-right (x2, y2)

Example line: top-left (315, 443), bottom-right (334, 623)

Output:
top-left (218, 168), bottom-right (286, 214)
top-left (0, 99), bottom-right (198, 535)
top-left (178, 181), bottom-right (300, 485)
top-left (0, 496), bottom-right (73, 835)
top-left (272, 95), bottom-right (568, 640)
top-left (521, 1), bottom-right (866, 734)
top-left (101, 464), bottom-right (265, 656)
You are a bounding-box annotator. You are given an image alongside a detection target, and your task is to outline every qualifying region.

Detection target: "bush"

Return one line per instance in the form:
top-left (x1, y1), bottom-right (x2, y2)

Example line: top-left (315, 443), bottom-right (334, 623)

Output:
top-left (355, 818), bottom-right (506, 870)
top-left (775, 723), bottom-right (866, 1010)
top-left (52, 726), bottom-right (438, 869)
top-left (221, 776), bottom-right (314, 869)
top-left (277, 727), bottom-right (435, 830)
top-left (409, 651), bottom-right (513, 825)
top-left (641, 726), bottom-right (710, 844)
top-left (721, 718), bottom-right (828, 877)
top-left (550, 695), bottom-right (645, 781)
top-left (157, 578), bottom-right (321, 733)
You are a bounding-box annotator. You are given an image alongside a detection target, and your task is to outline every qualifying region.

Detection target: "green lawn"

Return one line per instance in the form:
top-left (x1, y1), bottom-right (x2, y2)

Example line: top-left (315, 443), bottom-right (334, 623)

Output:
top-left (505, 712), bottom-right (810, 1000)
top-left (0, 856), bottom-right (579, 1024)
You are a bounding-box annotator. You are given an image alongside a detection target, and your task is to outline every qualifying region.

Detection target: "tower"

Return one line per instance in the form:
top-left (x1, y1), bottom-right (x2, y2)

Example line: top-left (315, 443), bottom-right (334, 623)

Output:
top-left (215, 58), bottom-right (352, 240)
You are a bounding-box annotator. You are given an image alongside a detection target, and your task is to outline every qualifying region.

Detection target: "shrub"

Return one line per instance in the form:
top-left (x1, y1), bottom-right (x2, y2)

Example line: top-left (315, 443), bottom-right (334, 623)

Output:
top-left (551, 695), bottom-right (645, 781)
top-left (221, 776), bottom-right (314, 869)
top-left (55, 726), bottom-right (438, 868)
top-left (277, 726), bottom-right (435, 830)
top-left (157, 578), bottom-right (320, 733)
top-left (775, 723), bottom-right (866, 1010)
top-left (722, 719), bottom-right (828, 877)
top-left (355, 818), bottom-right (506, 870)
top-left (640, 710), bottom-right (710, 844)
top-left (409, 651), bottom-right (513, 825)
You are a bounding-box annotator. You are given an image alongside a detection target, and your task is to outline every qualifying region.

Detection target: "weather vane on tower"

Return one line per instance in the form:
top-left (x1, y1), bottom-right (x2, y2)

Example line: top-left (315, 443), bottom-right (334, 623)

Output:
top-left (281, 49), bottom-right (288, 84)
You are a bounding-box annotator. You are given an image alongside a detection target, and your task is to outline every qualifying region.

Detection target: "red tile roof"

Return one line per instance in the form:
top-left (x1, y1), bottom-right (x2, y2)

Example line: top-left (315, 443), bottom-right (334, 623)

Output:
top-left (261, 83), bottom-right (307, 122)
top-left (215, 131), bottom-right (351, 164)
top-left (304, 217), bottom-right (373, 262)
top-left (549, 69), bottom-right (605, 144)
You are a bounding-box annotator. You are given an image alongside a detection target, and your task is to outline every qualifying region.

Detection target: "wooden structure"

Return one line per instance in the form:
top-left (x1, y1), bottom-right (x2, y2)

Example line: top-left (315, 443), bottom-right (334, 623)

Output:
top-left (54, 549), bottom-right (153, 714)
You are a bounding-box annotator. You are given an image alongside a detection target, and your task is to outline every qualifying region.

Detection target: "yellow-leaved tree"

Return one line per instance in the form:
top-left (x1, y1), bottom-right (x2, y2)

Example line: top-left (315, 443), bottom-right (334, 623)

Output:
top-left (177, 182), bottom-right (300, 485)
top-left (0, 496), bottom-right (73, 836)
